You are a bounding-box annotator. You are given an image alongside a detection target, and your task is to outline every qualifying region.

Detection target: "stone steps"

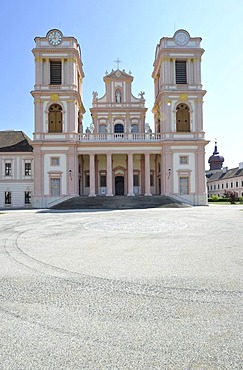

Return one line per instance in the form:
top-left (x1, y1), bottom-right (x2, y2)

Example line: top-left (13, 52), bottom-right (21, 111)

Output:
top-left (52, 195), bottom-right (189, 210)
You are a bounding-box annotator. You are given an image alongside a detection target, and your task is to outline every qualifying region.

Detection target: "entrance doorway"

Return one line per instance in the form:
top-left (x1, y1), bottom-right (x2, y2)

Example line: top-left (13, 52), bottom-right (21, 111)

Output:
top-left (115, 176), bottom-right (124, 195)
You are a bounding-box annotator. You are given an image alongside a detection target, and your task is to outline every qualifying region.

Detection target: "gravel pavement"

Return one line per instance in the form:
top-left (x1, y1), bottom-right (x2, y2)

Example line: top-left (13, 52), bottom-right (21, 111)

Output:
top-left (0, 205), bottom-right (242, 369)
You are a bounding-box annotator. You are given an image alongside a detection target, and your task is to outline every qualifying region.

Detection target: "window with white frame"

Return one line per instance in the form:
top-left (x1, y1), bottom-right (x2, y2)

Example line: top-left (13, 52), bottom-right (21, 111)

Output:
top-left (25, 162), bottom-right (31, 176)
top-left (25, 191), bottom-right (31, 204)
top-left (51, 157), bottom-right (60, 166)
top-left (5, 191), bottom-right (11, 205)
top-left (179, 155), bottom-right (189, 165)
top-left (5, 163), bottom-right (12, 176)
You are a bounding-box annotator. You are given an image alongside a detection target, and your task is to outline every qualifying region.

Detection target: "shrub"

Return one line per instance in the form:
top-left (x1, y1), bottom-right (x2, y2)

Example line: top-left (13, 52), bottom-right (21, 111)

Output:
top-left (223, 190), bottom-right (238, 204)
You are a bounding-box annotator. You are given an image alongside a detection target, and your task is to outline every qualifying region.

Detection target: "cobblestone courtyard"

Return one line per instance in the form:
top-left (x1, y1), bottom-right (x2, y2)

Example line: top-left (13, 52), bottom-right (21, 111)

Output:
top-left (0, 205), bottom-right (242, 369)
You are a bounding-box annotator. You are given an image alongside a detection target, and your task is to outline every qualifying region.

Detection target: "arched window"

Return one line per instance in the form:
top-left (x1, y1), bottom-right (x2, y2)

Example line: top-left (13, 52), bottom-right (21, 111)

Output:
top-left (131, 124), bottom-right (139, 133)
top-left (99, 124), bottom-right (106, 133)
top-left (115, 89), bottom-right (122, 103)
top-left (114, 123), bottom-right (124, 133)
top-left (48, 104), bottom-right (62, 132)
top-left (176, 104), bottom-right (190, 132)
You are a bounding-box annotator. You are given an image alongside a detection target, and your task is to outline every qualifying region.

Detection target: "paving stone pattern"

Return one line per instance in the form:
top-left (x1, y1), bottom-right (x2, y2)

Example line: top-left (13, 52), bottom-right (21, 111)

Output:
top-left (0, 206), bottom-right (242, 369)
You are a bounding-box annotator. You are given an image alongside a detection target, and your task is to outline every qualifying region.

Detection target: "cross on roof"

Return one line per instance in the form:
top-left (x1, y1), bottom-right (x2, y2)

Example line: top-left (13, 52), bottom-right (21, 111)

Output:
top-left (114, 57), bottom-right (122, 70)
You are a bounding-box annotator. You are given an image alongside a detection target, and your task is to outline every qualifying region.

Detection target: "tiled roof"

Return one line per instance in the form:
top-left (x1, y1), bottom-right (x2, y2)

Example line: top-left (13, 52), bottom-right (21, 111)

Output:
top-left (0, 131), bottom-right (33, 152)
top-left (207, 167), bottom-right (243, 182)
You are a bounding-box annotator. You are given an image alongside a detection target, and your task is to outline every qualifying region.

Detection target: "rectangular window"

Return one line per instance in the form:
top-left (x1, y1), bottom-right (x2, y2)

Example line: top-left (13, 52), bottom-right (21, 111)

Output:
top-left (133, 174), bottom-right (139, 187)
top-left (218, 184), bottom-right (220, 189)
top-left (179, 155), bottom-right (189, 165)
top-left (150, 173), bottom-right (154, 187)
top-left (222, 184), bottom-right (224, 189)
top-left (25, 163), bottom-right (31, 176)
top-left (231, 182), bottom-right (233, 188)
top-left (51, 157), bottom-right (60, 166)
top-left (5, 191), bottom-right (11, 205)
top-left (242, 181), bottom-right (243, 187)
top-left (179, 177), bottom-right (189, 195)
top-left (100, 175), bottom-right (106, 187)
top-left (50, 61), bottom-right (62, 85)
top-left (85, 174), bottom-right (90, 187)
top-left (5, 163), bottom-right (11, 176)
top-left (210, 185), bottom-right (212, 190)
top-left (51, 178), bottom-right (60, 196)
top-left (175, 61), bottom-right (187, 84)
top-left (25, 191), bottom-right (31, 204)
top-left (214, 185), bottom-right (216, 190)
top-left (236, 181), bottom-right (238, 187)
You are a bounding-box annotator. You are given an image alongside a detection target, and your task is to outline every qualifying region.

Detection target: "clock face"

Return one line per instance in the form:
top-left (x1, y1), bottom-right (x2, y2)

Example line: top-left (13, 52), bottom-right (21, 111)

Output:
top-left (175, 31), bottom-right (189, 46)
top-left (48, 30), bottom-right (62, 46)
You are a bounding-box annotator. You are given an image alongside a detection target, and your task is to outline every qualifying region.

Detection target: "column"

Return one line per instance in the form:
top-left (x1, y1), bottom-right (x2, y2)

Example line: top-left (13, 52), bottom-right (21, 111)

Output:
top-left (144, 153), bottom-right (152, 196)
top-left (172, 58), bottom-right (176, 84)
top-left (35, 57), bottom-right (42, 86)
top-left (106, 153), bottom-right (113, 196)
top-left (89, 153), bottom-right (96, 196)
top-left (127, 153), bottom-right (134, 196)
top-left (42, 58), bottom-right (49, 85)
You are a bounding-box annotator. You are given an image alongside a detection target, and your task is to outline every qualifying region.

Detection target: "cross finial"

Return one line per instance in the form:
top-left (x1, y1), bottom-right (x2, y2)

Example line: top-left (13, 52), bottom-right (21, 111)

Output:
top-left (114, 57), bottom-right (122, 70)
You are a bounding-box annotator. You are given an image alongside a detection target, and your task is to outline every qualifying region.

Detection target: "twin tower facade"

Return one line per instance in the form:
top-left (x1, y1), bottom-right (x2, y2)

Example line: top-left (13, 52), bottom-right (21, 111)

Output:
top-left (31, 29), bottom-right (208, 207)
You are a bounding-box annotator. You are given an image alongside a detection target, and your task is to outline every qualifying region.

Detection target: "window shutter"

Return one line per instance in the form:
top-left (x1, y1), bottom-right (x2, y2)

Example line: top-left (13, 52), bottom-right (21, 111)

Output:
top-left (175, 61), bottom-right (187, 84)
top-left (50, 61), bottom-right (62, 84)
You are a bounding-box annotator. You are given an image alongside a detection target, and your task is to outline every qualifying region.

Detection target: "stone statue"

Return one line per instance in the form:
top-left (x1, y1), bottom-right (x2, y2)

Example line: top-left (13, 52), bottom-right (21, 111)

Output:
top-left (92, 91), bottom-right (98, 101)
top-left (139, 91), bottom-right (145, 100)
top-left (115, 90), bottom-right (121, 103)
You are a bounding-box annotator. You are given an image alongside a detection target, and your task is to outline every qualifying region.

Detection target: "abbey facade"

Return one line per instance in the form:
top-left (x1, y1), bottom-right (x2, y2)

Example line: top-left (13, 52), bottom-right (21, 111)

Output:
top-left (0, 29), bottom-right (208, 208)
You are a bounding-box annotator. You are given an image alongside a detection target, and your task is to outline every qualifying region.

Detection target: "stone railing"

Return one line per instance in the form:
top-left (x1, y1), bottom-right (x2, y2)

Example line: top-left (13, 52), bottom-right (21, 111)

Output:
top-left (78, 133), bottom-right (162, 142)
top-left (33, 131), bottom-right (205, 142)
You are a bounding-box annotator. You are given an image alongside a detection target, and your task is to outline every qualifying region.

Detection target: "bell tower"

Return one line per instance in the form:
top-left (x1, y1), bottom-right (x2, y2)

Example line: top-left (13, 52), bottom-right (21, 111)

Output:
top-left (31, 29), bottom-right (85, 208)
top-left (152, 29), bottom-right (209, 205)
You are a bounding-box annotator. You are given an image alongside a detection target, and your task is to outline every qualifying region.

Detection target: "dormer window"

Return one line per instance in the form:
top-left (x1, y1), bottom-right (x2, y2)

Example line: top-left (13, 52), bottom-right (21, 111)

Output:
top-left (115, 89), bottom-right (122, 103)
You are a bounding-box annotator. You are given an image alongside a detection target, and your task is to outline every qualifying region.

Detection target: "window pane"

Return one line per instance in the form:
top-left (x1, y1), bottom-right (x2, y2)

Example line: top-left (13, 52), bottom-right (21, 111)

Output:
top-left (25, 163), bottom-right (31, 176)
top-left (5, 163), bottom-right (11, 176)
top-left (179, 177), bottom-right (189, 194)
top-left (85, 174), bottom-right (90, 187)
top-left (133, 174), bottom-right (139, 186)
top-left (25, 191), bottom-right (31, 204)
top-left (5, 191), bottom-right (11, 204)
top-left (114, 124), bottom-right (124, 133)
top-left (150, 173), bottom-right (154, 186)
top-left (51, 178), bottom-right (60, 196)
top-left (100, 175), bottom-right (106, 187)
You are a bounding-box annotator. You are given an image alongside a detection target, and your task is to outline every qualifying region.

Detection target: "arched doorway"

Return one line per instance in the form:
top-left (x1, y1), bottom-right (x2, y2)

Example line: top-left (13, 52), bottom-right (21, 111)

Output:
top-left (176, 103), bottom-right (190, 132)
top-left (115, 176), bottom-right (124, 195)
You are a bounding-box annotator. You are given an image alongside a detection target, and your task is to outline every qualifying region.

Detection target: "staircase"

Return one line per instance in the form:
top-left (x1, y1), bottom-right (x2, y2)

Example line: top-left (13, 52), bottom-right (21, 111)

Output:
top-left (51, 195), bottom-right (190, 210)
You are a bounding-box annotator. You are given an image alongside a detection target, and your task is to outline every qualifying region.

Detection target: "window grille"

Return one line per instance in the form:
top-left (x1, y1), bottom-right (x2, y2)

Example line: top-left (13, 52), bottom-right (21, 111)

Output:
top-left (50, 61), bottom-right (62, 84)
top-left (175, 61), bottom-right (187, 84)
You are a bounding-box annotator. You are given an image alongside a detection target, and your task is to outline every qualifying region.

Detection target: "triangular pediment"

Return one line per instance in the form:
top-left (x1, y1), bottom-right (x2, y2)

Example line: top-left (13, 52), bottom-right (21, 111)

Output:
top-left (104, 69), bottom-right (133, 81)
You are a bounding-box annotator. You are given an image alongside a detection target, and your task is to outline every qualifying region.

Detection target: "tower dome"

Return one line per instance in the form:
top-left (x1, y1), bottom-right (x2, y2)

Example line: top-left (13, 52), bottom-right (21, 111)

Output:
top-left (208, 140), bottom-right (224, 171)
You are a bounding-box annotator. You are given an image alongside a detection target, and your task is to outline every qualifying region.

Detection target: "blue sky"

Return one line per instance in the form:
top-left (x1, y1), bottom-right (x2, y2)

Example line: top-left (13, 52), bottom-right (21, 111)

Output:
top-left (0, 0), bottom-right (242, 169)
